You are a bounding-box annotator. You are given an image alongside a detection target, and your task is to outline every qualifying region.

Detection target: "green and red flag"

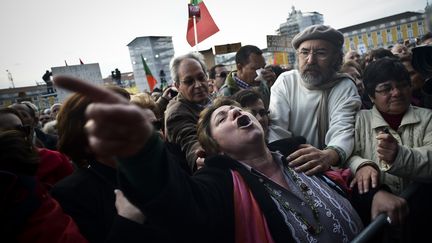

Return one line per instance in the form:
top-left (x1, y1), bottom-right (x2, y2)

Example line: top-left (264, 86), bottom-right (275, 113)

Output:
top-left (186, 0), bottom-right (219, 47)
top-left (141, 54), bottom-right (157, 91)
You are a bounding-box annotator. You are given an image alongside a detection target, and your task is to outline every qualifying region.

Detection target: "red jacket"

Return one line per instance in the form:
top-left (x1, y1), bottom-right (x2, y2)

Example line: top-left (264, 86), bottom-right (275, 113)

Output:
top-left (0, 171), bottom-right (88, 243)
top-left (36, 148), bottom-right (74, 186)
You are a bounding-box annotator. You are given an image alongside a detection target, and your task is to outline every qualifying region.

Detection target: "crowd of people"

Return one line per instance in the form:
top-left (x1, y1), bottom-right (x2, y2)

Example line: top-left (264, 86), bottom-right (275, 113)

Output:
top-left (1, 24), bottom-right (431, 243)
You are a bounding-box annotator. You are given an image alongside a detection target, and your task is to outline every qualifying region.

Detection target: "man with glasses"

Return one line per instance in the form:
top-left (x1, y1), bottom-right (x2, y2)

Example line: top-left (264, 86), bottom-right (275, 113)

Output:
top-left (219, 45), bottom-right (276, 108)
top-left (269, 25), bottom-right (361, 175)
top-left (164, 52), bottom-right (211, 173)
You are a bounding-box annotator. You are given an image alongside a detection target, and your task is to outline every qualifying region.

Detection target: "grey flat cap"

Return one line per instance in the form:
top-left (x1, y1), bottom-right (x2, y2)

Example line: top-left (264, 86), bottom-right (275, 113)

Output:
top-left (292, 24), bottom-right (344, 49)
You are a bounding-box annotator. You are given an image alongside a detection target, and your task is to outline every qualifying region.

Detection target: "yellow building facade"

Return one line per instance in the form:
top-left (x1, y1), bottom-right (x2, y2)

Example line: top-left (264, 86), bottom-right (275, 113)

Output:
top-left (339, 12), bottom-right (426, 54)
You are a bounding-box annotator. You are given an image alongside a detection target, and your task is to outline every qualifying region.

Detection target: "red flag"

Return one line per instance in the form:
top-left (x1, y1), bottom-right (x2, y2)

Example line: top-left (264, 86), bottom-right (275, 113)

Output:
top-left (186, 0), bottom-right (219, 47)
top-left (141, 55), bottom-right (157, 91)
top-left (79, 58), bottom-right (84, 65)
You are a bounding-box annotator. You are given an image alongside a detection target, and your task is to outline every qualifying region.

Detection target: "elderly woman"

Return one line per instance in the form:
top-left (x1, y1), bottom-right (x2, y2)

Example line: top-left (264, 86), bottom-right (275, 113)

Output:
top-left (345, 57), bottom-right (432, 195)
top-left (53, 76), bottom-right (408, 243)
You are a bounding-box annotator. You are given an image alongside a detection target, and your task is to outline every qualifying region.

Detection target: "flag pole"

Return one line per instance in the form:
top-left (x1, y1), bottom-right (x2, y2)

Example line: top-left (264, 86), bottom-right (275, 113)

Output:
top-left (193, 15), bottom-right (199, 51)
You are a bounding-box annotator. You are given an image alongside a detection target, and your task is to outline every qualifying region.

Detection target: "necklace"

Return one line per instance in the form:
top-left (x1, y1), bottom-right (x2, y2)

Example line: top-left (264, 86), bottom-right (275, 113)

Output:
top-left (263, 167), bottom-right (323, 235)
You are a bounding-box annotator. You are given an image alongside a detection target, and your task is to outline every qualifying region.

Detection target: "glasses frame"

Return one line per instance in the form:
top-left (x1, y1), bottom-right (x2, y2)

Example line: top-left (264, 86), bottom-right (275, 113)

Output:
top-left (180, 76), bottom-right (208, 86)
top-left (297, 49), bottom-right (331, 61)
top-left (374, 81), bottom-right (410, 96)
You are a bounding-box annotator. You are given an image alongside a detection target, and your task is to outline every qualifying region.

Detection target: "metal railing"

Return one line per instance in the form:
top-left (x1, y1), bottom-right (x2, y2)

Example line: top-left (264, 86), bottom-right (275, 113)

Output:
top-left (351, 182), bottom-right (421, 243)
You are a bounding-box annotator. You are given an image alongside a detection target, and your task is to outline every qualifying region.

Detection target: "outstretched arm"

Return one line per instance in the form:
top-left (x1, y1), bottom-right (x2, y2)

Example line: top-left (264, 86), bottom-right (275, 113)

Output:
top-left (54, 75), bottom-right (154, 158)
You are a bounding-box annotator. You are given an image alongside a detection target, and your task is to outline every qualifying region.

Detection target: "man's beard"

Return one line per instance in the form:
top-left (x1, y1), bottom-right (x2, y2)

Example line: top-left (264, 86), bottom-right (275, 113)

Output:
top-left (300, 65), bottom-right (334, 86)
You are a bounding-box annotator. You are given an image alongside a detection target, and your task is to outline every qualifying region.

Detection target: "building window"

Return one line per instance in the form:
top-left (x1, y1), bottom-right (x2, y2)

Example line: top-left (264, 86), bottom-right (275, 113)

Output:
top-left (408, 25), bottom-right (414, 38)
top-left (387, 29), bottom-right (393, 42)
top-left (396, 26), bottom-right (403, 41)
top-left (377, 31), bottom-right (383, 46)
top-left (418, 22), bottom-right (425, 35)
top-left (367, 33), bottom-right (373, 47)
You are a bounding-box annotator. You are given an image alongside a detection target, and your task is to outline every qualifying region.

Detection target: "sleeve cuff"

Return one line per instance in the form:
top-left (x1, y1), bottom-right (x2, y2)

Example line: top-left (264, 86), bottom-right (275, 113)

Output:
top-left (325, 145), bottom-right (347, 165)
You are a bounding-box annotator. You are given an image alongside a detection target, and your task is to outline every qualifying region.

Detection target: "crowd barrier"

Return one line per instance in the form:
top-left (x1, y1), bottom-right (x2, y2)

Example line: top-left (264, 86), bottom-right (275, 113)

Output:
top-left (351, 182), bottom-right (421, 243)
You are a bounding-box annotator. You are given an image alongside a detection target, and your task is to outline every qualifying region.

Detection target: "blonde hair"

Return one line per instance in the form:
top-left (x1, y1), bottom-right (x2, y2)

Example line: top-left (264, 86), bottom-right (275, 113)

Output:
top-left (130, 93), bottom-right (161, 119)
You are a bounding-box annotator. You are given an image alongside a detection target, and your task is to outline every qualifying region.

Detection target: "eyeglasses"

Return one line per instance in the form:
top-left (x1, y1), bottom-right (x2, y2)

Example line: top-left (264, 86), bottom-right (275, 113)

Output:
top-left (250, 109), bottom-right (269, 117)
top-left (297, 49), bottom-right (331, 60)
top-left (180, 75), bottom-right (207, 86)
top-left (375, 82), bottom-right (410, 95)
top-left (152, 120), bottom-right (163, 130)
top-left (216, 71), bottom-right (227, 78)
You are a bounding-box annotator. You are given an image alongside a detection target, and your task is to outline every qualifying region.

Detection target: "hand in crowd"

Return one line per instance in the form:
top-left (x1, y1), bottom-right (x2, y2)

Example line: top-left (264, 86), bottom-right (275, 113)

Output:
top-left (371, 190), bottom-right (408, 225)
top-left (162, 86), bottom-right (178, 100)
top-left (376, 131), bottom-right (398, 164)
top-left (195, 148), bottom-right (206, 170)
top-left (54, 75), bottom-right (154, 157)
top-left (261, 65), bottom-right (276, 85)
top-left (114, 189), bottom-right (145, 224)
top-left (287, 144), bottom-right (337, 176)
top-left (350, 164), bottom-right (379, 194)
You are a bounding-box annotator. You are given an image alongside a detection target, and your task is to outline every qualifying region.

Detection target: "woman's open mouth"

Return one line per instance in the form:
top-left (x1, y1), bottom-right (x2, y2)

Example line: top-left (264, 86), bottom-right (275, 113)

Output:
top-left (237, 115), bottom-right (252, 128)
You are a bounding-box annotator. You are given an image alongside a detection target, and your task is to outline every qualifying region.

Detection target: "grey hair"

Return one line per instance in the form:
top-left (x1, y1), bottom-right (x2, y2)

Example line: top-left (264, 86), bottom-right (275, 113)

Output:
top-left (170, 52), bottom-right (207, 84)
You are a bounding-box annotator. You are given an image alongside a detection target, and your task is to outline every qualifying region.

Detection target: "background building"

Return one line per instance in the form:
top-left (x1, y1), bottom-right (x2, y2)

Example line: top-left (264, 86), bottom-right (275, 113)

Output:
top-left (0, 84), bottom-right (57, 110)
top-left (274, 6), bottom-right (324, 65)
top-left (127, 36), bottom-right (175, 92)
top-left (52, 63), bottom-right (104, 103)
top-left (277, 6), bottom-right (324, 38)
top-left (339, 11), bottom-right (426, 54)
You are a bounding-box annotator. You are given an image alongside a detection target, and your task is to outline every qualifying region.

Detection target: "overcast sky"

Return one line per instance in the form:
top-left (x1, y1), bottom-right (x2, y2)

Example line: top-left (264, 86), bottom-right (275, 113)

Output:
top-left (0, 0), bottom-right (427, 88)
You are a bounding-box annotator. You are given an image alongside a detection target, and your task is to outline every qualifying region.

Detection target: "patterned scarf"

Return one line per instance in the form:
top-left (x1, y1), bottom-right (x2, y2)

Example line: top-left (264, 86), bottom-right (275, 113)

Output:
top-left (300, 72), bottom-right (353, 149)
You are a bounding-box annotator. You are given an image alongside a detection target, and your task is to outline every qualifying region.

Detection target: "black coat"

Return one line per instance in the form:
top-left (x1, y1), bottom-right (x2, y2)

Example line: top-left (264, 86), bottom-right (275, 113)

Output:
top-left (51, 162), bottom-right (117, 243)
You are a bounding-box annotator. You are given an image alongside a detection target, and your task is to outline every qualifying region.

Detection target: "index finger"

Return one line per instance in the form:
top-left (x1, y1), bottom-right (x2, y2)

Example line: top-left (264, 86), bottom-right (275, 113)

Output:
top-left (54, 75), bottom-right (128, 104)
top-left (288, 144), bottom-right (312, 159)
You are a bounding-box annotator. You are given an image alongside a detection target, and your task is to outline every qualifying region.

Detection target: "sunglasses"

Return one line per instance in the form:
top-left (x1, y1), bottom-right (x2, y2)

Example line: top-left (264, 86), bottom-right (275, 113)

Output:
top-left (216, 71), bottom-right (228, 78)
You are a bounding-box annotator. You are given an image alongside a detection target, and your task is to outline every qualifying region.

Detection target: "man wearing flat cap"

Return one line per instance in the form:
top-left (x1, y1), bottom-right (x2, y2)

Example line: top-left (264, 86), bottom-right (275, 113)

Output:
top-left (268, 24), bottom-right (361, 175)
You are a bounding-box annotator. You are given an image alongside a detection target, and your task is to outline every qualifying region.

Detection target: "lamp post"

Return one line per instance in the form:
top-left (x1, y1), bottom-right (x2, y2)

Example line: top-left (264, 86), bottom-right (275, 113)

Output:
top-left (159, 70), bottom-right (167, 90)
top-left (6, 69), bottom-right (15, 88)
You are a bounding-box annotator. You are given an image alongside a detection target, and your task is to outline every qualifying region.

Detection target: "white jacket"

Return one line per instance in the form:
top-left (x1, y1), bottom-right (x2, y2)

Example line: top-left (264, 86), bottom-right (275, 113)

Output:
top-left (346, 105), bottom-right (432, 195)
top-left (268, 70), bottom-right (361, 162)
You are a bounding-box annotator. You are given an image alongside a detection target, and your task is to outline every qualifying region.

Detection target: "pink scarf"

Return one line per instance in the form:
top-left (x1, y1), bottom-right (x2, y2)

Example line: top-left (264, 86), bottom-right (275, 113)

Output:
top-left (231, 170), bottom-right (275, 243)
